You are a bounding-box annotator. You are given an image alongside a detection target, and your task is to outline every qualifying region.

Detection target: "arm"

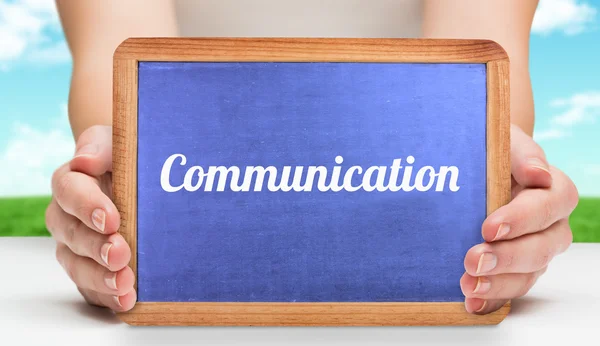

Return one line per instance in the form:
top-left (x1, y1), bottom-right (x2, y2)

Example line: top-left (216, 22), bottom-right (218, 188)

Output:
top-left (423, 1), bottom-right (579, 315)
top-left (422, 0), bottom-right (538, 135)
top-left (45, 1), bottom-right (179, 311)
top-left (56, 0), bottom-right (179, 139)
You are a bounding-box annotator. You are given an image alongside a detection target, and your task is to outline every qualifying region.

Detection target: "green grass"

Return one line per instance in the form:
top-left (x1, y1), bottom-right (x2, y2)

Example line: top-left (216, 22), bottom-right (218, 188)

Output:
top-left (0, 196), bottom-right (52, 236)
top-left (0, 196), bottom-right (598, 242)
top-left (570, 198), bottom-right (600, 243)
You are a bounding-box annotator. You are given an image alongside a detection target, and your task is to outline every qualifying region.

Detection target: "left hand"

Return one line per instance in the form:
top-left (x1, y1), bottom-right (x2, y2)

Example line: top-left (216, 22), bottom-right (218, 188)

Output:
top-left (461, 124), bottom-right (579, 314)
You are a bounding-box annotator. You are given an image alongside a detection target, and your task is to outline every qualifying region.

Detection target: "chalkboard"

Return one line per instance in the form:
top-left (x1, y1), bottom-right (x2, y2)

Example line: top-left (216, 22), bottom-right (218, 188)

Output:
top-left (113, 38), bottom-right (511, 326)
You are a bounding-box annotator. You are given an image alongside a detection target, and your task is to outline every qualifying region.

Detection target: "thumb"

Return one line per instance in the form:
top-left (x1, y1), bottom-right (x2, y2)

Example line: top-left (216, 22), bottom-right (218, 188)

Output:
top-left (70, 125), bottom-right (113, 176)
top-left (510, 124), bottom-right (552, 188)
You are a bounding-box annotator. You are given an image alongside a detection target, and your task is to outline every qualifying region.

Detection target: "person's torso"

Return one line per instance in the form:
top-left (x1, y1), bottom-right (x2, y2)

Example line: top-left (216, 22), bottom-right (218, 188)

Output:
top-left (174, 0), bottom-right (423, 38)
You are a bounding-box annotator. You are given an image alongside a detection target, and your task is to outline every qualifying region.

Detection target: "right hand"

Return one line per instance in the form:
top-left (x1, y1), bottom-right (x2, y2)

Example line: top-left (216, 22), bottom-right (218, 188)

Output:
top-left (45, 125), bottom-right (136, 311)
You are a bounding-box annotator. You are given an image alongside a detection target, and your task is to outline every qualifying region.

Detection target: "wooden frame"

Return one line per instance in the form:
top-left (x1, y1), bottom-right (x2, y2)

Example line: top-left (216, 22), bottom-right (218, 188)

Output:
top-left (113, 38), bottom-right (511, 326)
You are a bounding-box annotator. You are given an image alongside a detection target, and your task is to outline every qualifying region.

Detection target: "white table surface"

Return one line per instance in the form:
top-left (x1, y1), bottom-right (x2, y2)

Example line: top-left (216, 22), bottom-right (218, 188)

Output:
top-left (2, 237), bottom-right (599, 346)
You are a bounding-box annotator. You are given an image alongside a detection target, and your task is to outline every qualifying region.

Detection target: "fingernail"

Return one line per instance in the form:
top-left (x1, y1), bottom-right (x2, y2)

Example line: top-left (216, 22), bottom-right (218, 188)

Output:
top-left (92, 209), bottom-right (105, 233)
top-left (476, 300), bottom-right (488, 313)
top-left (476, 253), bottom-right (498, 274)
top-left (100, 243), bottom-right (112, 267)
top-left (473, 277), bottom-right (491, 294)
top-left (527, 158), bottom-right (550, 173)
top-left (104, 272), bottom-right (118, 290)
top-left (113, 296), bottom-right (122, 308)
top-left (74, 143), bottom-right (98, 158)
top-left (494, 223), bottom-right (511, 241)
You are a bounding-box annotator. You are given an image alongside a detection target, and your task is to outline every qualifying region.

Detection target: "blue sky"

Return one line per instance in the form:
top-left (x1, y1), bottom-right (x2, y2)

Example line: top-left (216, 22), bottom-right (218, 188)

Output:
top-left (530, 0), bottom-right (600, 196)
top-left (0, 0), bottom-right (599, 196)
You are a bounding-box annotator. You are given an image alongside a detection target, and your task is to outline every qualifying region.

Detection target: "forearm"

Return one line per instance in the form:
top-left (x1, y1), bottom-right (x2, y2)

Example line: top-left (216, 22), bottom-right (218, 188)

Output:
top-left (508, 64), bottom-right (535, 136)
top-left (67, 66), bottom-right (113, 139)
top-left (422, 0), bottom-right (538, 136)
top-left (56, 0), bottom-right (179, 140)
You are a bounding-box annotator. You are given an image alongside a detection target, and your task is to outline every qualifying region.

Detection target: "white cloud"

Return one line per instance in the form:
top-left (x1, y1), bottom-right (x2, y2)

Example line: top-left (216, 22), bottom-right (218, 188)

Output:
top-left (0, 0), bottom-right (70, 68)
top-left (0, 105), bottom-right (74, 197)
top-left (532, 0), bottom-right (597, 35)
top-left (533, 128), bottom-right (570, 141)
top-left (550, 91), bottom-right (600, 126)
top-left (534, 91), bottom-right (600, 142)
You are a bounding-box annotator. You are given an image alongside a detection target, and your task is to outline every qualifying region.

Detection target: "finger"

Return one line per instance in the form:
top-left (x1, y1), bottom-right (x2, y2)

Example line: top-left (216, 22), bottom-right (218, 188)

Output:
top-left (510, 124), bottom-right (553, 188)
top-left (482, 167), bottom-right (579, 241)
top-left (466, 220), bottom-right (572, 276)
top-left (56, 243), bottom-right (135, 296)
top-left (51, 168), bottom-right (119, 234)
top-left (461, 267), bottom-right (547, 300)
top-left (46, 200), bottom-right (130, 270)
top-left (78, 287), bottom-right (137, 312)
top-left (70, 125), bottom-right (113, 176)
top-left (465, 298), bottom-right (508, 315)
top-left (77, 287), bottom-right (104, 307)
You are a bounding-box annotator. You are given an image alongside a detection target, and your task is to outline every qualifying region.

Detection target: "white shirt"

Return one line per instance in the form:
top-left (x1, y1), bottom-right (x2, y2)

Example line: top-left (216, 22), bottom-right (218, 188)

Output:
top-left (174, 0), bottom-right (423, 38)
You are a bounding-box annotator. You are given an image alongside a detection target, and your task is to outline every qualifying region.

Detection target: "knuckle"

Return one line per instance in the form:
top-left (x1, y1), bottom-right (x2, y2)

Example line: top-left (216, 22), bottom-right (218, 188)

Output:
top-left (65, 265), bottom-right (77, 283)
top-left (50, 167), bottom-right (64, 190)
top-left (87, 235), bottom-right (98, 259)
top-left (564, 226), bottom-right (574, 248)
top-left (493, 276), bottom-right (508, 297)
top-left (55, 172), bottom-right (74, 201)
top-left (517, 274), bottom-right (537, 298)
top-left (539, 197), bottom-right (554, 229)
top-left (63, 218), bottom-right (80, 246)
top-left (63, 257), bottom-right (76, 282)
top-left (84, 188), bottom-right (96, 210)
top-left (58, 249), bottom-right (77, 282)
top-left (533, 244), bottom-right (553, 269)
top-left (502, 251), bottom-right (516, 271)
top-left (526, 271), bottom-right (539, 291)
top-left (78, 287), bottom-right (94, 305)
top-left (565, 179), bottom-right (580, 212)
top-left (515, 286), bottom-right (528, 299)
top-left (510, 206), bottom-right (530, 233)
top-left (55, 244), bottom-right (63, 265)
top-left (553, 168), bottom-right (579, 212)
top-left (44, 202), bottom-right (57, 236)
top-left (70, 220), bottom-right (93, 256)
top-left (74, 203), bottom-right (90, 220)
top-left (73, 180), bottom-right (99, 217)
top-left (559, 221), bottom-right (573, 253)
top-left (79, 288), bottom-right (102, 307)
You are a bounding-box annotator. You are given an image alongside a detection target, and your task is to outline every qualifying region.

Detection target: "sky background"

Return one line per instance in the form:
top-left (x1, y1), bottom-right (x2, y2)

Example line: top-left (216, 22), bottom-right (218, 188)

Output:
top-left (0, 0), bottom-right (599, 197)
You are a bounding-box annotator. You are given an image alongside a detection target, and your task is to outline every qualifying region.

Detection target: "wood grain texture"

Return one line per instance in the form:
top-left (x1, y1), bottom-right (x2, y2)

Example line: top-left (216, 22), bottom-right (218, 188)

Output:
top-left (118, 302), bottom-right (510, 326)
top-left (112, 38), bottom-right (511, 326)
top-left (484, 59), bottom-right (512, 323)
top-left (113, 37), bottom-right (508, 63)
top-left (112, 58), bottom-right (138, 292)
top-left (486, 59), bottom-right (512, 215)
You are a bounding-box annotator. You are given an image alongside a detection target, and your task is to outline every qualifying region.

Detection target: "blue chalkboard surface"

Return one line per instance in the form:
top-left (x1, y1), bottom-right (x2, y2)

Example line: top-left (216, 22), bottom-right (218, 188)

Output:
top-left (136, 61), bottom-right (487, 303)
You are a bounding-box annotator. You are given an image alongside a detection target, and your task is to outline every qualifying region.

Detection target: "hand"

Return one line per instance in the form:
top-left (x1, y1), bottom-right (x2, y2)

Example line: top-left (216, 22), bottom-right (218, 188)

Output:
top-left (45, 125), bottom-right (136, 311)
top-left (461, 124), bottom-right (579, 314)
